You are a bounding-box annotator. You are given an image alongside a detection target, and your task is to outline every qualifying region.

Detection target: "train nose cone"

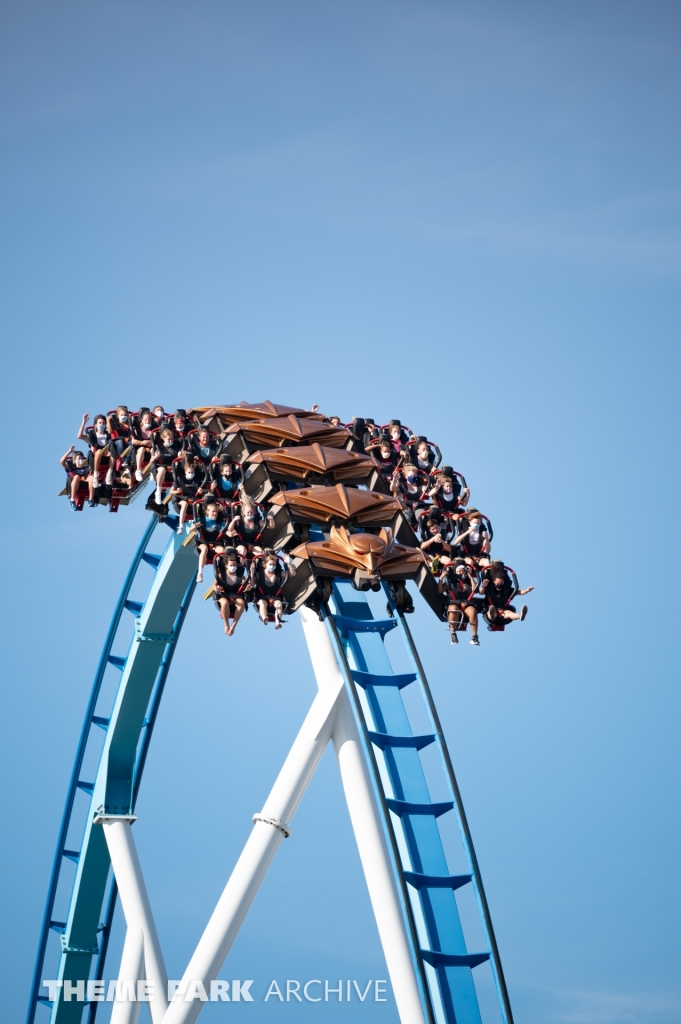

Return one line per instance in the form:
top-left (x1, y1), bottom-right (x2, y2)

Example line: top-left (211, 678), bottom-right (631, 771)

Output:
top-left (348, 534), bottom-right (386, 556)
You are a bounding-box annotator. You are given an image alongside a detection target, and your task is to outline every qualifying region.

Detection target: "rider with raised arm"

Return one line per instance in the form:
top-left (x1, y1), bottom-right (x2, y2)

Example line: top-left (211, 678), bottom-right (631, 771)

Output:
top-left (213, 546), bottom-right (252, 636)
top-left (481, 560), bottom-right (533, 627)
top-left (77, 412), bottom-right (110, 491)
top-left (171, 453), bottom-right (207, 534)
top-left (366, 433), bottom-right (399, 482)
top-left (439, 558), bottom-right (482, 646)
top-left (253, 548), bottom-right (296, 630)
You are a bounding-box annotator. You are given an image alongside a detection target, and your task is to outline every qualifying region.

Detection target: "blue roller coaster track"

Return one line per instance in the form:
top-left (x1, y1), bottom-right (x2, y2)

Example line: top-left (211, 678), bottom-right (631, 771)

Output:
top-left (29, 479), bottom-right (515, 1024)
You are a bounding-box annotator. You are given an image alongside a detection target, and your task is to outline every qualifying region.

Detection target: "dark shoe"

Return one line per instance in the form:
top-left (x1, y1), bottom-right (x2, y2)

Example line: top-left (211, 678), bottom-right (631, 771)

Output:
top-left (470, 635), bottom-right (480, 646)
top-left (69, 501), bottom-right (78, 511)
top-left (520, 605), bottom-right (528, 621)
top-left (450, 631), bottom-right (458, 644)
top-left (87, 500), bottom-right (97, 508)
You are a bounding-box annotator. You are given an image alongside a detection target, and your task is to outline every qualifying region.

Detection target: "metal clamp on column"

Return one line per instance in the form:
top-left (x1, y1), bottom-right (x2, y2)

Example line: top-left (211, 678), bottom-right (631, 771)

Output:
top-left (252, 814), bottom-right (291, 838)
top-left (94, 813), bottom-right (138, 825)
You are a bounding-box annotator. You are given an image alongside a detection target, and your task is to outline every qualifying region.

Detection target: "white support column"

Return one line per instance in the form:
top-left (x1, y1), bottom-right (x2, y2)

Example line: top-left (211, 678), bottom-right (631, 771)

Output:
top-left (110, 927), bottom-right (144, 1024)
top-left (163, 672), bottom-right (345, 1024)
top-left (300, 607), bottom-right (429, 1024)
top-left (98, 818), bottom-right (169, 1024)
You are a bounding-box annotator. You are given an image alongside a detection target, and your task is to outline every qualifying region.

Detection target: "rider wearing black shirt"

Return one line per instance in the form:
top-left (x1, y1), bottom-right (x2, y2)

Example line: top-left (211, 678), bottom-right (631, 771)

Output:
top-left (481, 561), bottom-right (533, 626)
top-left (439, 559), bottom-right (482, 645)
top-left (253, 549), bottom-right (295, 629)
top-left (171, 454), bottom-right (207, 533)
top-left (213, 548), bottom-right (251, 636)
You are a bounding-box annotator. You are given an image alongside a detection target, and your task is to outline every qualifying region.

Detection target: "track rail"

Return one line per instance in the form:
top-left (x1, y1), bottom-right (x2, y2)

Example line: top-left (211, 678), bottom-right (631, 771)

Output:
top-left (322, 580), bottom-right (513, 1024)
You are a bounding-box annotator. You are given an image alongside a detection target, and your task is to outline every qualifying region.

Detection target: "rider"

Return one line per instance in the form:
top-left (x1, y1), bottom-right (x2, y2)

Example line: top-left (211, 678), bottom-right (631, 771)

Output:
top-left (106, 406), bottom-right (133, 486)
top-left (419, 511), bottom-right (453, 573)
top-left (390, 463), bottom-right (429, 525)
top-left (226, 496), bottom-right (273, 563)
top-left (187, 426), bottom-right (222, 468)
top-left (194, 495), bottom-right (230, 582)
top-left (253, 549), bottom-right (296, 629)
top-left (151, 426), bottom-right (184, 505)
top-left (213, 546), bottom-right (252, 636)
top-left (151, 405), bottom-right (167, 429)
top-left (454, 508), bottom-right (492, 567)
top-left (439, 558), bottom-right (481, 645)
top-left (77, 412), bottom-right (110, 490)
top-left (481, 561), bottom-right (533, 626)
top-left (386, 419), bottom-right (411, 453)
top-left (406, 436), bottom-right (439, 474)
top-left (61, 446), bottom-right (95, 509)
top-left (131, 408), bottom-right (157, 482)
top-left (171, 453), bottom-right (207, 533)
top-left (172, 408), bottom-right (194, 441)
top-left (429, 467), bottom-right (469, 514)
top-left (366, 433), bottom-right (399, 482)
top-left (211, 455), bottom-right (243, 503)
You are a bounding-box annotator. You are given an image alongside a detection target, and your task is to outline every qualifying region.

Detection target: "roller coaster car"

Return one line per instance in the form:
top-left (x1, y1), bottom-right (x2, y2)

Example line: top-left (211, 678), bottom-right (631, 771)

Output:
top-left (60, 464), bottom-right (143, 512)
top-left (224, 416), bottom-right (352, 452)
top-left (292, 525), bottom-right (426, 592)
top-left (242, 445), bottom-right (378, 503)
top-left (268, 485), bottom-right (403, 528)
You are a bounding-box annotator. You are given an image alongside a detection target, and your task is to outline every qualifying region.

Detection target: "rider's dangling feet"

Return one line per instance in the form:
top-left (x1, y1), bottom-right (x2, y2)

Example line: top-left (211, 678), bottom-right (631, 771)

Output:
top-left (470, 635), bottom-right (480, 646)
top-left (450, 631), bottom-right (458, 644)
top-left (196, 572), bottom-right (203, 583)
top-left (70, 500), bottom-right (78, 511)
top-left (520, 605), bottom-right (528, 621)
top-left (87, 500), bottom-right (97, 508)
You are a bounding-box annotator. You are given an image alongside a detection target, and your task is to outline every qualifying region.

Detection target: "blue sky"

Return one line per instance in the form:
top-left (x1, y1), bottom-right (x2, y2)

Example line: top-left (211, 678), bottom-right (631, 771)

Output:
top-left (1, 1), bottom-right (680, 1022)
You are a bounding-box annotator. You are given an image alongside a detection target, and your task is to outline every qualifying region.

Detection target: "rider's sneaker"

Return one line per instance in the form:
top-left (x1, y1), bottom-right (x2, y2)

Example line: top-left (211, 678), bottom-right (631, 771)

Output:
top-left (177, 525), bottom-right (183, 535)
top-left (92, 476), bottom-right (100, 488)
top-left (450, 631), bottom-right (458, 644)
top-left (470, 635), bottom-right (480, 646)
top-left (135, 469), bottom-right (144, 482)
top-left (520, 605), bottom-right (528, 621)
top-left (105, 469), bottom-right (114, 486)
top-left (87, 500), bottom-right (97, 508)
top-left (69, 500), bottom-right (78, 511)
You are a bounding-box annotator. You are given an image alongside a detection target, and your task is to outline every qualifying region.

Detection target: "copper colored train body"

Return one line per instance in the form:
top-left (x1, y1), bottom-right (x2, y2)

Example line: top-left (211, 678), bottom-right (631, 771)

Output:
top-left (293, 525), bottom-right (425, 590)
top-left (225, 415), bottom-right (352, 449)
top-left (269, 484), bottom-right (402, 526)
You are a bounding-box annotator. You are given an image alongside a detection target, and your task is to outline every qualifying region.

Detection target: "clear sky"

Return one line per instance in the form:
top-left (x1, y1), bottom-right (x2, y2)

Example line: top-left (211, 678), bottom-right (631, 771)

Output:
top-left (1, 1), bottom-right (680, 1022)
